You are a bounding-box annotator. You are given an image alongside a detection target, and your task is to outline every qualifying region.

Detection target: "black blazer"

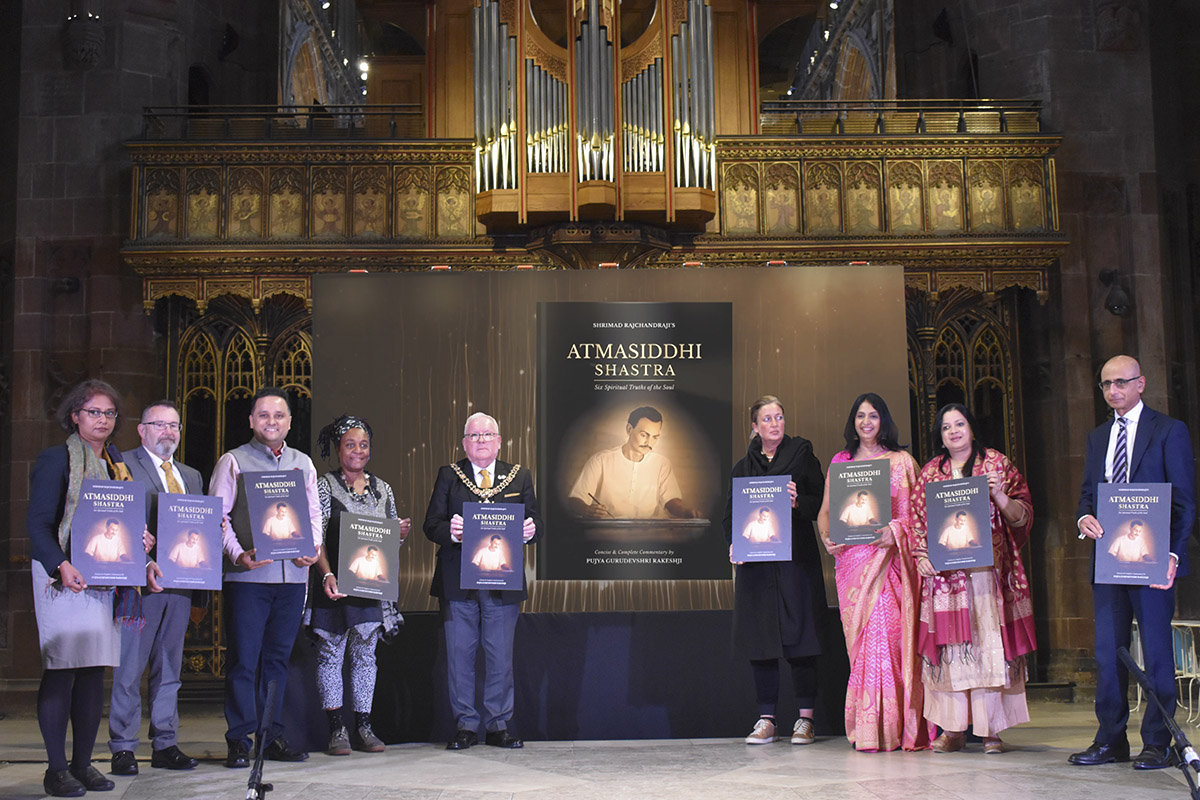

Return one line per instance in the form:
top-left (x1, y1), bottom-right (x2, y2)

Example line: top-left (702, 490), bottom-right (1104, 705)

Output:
top-left (1077, 405), bottom-right (1196, 577)
top-left (423, 458), bottom-right (543, 604)
top-left (27, 445), bottom-right (74, 575)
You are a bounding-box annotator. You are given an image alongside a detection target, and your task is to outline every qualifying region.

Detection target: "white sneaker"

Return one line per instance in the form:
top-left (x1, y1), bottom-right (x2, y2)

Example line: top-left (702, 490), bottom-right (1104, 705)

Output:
top-left (791, 717), bottom-right (815, 745)
top-left (744, 717), bottom-right (777, 744)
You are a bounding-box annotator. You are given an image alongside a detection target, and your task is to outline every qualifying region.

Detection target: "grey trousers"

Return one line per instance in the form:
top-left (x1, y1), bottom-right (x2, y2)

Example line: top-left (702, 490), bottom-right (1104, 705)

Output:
top-left (443, 592), bottom-right (519, 733)
top-left (108, 590), bottom-right (191, 752)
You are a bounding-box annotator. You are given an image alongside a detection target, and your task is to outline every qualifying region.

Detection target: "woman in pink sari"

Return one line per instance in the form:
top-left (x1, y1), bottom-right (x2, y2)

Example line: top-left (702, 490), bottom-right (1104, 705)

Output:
top-left (913, 403), bottom-right (1035, 754)
top-left (817, 393), bottom-right (932, 752)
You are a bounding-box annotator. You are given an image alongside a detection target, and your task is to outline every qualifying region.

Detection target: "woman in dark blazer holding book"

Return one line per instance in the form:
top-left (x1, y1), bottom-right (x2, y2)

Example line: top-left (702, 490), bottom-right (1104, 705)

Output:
top-left (27, 379), bottom-right (152, 797)
top-left (911, 403), bottom-right (1034, 755)
top-left (311, 414), bottom-right (410, 756)
top-left (723, 394), bottom-right (826, 746)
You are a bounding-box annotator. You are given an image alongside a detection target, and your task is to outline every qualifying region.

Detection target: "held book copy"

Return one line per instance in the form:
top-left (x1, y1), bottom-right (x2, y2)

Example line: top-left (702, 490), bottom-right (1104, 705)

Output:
top-left (926, 475), bottom-right (992, 572)
top-left (1094, 482), bottom-right (1171, 586)
top-left (336, 512), bottom-right (405, 602)
top-left (71, 479), bottom-right (146, 586)
top-left (731, 475), bottom-right (792, 562)
top-left (157, 493), bottom-right (223, 590)
top-left (460, 502), bottom-right (524, 591)
top-left (243, 471), bottom-right (316, 559)
top-left (828, 460), bottom-right (892, 545)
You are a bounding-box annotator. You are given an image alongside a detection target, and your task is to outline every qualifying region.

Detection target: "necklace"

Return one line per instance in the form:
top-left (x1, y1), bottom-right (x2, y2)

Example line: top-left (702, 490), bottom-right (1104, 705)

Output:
top-left (338, 470), bottom-right (373, 502)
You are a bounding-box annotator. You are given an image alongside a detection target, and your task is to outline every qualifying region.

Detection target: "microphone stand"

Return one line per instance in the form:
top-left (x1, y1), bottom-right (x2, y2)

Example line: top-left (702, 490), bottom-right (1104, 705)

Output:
top-left (1118, 646), bottom-right (1200, 799)
top-left (246, 679), bottom-right (279, 800)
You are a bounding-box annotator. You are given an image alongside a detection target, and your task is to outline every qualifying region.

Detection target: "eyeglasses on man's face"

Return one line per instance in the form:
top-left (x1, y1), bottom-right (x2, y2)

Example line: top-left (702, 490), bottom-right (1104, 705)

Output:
top-left (80, 408), bottom-right (119, 419)
top-left (1098, 376), bottom-right (1141, 391)
top-left (464, 432), bottom-right (499, 443)
top-left (142, 420), bottom-right (182, 431)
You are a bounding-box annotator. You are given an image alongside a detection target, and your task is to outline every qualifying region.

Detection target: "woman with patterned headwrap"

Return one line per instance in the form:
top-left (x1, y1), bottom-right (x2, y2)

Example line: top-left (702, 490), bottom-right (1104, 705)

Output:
top-left (310, 414), bottom-right (411, 756)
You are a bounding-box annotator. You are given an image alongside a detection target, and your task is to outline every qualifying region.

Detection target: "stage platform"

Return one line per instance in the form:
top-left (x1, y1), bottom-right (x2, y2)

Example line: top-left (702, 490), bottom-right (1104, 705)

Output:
top-left (0, 700), bottom-right (1193, 799)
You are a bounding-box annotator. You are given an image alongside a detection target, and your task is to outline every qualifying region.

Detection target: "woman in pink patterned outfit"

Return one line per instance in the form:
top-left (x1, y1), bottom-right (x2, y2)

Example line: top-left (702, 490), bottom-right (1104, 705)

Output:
top-left (818, 393), bottom-right (933, 752)
top-left (912, 403), bottom-right (1035, 755)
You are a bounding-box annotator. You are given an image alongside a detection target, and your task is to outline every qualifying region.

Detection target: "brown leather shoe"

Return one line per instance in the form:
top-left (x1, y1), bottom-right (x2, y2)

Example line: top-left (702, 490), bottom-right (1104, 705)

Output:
top-left (931, 731), bottom-right (965, 753)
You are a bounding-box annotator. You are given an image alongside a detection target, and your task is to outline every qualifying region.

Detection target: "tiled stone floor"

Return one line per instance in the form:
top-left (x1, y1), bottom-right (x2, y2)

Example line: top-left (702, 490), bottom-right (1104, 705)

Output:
top-left (1, 701), bottom-right (1197, 799)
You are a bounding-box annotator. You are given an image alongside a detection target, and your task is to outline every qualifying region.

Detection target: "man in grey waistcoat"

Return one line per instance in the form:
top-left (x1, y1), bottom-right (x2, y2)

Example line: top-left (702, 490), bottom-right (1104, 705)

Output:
top-left (209, 387), bottom-right (322, 768)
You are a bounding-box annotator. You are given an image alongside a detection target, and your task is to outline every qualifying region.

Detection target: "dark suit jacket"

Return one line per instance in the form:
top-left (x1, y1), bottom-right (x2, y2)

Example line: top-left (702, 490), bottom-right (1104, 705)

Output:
top-left (423, 458), bottom-right (542, 604)
top-left (123, 446), bottom-right (203, 566)
top-left (1077, 405), bottom-right (1196, 577)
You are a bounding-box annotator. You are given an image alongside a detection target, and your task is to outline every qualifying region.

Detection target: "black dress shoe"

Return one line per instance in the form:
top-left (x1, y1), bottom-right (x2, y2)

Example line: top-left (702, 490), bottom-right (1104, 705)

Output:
top-left (225, 738), bottom-right (250, 768)
top-left (1067, 740), bottom-right (1131, 765)
top-left (69, 764), bottom-right (115, 791)
top-left (111, 749), bottom-right (139, 775)
top-left (262, 736), bottom-right (309, 762)
top-left (484, 730), bottom-right (524, 749)
top-left (1133, 744), bottom-right (1174, 770)
top-left (446, 729), bottom-right (478, 750)
top-left (43, 769), bottom-right (85, 798)
top-left (152, 744), bottom-right (199, 770)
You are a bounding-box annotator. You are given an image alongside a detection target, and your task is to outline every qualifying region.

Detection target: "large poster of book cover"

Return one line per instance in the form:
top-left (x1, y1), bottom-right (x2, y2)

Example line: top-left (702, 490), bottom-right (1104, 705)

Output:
top-left (538, 301), bottom-right (732, 580)
top-left (71, 479), bottom-right (146, 586)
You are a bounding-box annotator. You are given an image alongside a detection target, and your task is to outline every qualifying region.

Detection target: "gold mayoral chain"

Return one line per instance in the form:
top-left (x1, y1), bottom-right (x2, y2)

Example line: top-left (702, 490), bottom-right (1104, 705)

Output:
top-left (450, 463), bottom-right (521, 502)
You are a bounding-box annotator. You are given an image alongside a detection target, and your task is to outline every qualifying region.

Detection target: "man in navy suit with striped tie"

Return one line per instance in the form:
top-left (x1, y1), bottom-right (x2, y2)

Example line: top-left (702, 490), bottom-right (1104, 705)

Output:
top-left (1069, 356), bottom-right (1195, 770)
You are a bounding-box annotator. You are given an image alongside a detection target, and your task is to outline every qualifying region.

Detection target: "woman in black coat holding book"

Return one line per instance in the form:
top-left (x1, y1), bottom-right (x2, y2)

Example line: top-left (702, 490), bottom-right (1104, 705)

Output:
top-left (723, 394), bottom-right (826, 746)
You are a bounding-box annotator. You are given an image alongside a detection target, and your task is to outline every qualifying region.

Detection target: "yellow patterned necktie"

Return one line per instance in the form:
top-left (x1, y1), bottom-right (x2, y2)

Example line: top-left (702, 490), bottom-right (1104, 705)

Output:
top-left (161, 461), bottom-right (184, 494)
top-left (480, 469), bottom-right (492, 489)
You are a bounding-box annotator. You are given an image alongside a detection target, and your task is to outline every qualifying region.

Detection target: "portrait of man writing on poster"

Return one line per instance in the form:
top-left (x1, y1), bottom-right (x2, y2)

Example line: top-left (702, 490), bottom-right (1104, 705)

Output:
top-left (938, 510), bottom-right (979, 550)
top-left (86, 518), bottom-right (131, 563)
top-left (567, 406), bottom-right (701, 520)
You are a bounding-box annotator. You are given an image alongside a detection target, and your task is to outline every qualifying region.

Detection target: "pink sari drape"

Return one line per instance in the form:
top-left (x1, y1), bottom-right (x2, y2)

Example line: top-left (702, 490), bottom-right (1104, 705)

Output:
top-left (831, 450), bottom-right (934, 752)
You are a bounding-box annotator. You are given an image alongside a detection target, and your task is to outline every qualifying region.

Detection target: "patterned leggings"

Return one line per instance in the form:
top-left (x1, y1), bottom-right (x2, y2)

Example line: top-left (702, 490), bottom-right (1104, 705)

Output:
top-left (316, 624), bottom-right (381, 712)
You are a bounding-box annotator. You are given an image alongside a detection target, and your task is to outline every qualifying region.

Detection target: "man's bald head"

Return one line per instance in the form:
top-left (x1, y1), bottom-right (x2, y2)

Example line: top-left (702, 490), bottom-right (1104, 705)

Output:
top-left (1099, 354), bottom-right (1145, 416)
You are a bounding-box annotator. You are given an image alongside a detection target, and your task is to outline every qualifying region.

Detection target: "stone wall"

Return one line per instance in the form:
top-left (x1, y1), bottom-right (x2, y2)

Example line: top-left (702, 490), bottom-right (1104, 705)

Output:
top-left (0, 0), bottom-right (278, 701)
top-left (895, 0), bottom-right (1200, 684)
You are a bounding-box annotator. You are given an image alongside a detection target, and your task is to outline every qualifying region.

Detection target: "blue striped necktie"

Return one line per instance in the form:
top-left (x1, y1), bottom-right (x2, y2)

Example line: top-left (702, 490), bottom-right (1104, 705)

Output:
top-left (1112, 416), bottom-right (1128, 483)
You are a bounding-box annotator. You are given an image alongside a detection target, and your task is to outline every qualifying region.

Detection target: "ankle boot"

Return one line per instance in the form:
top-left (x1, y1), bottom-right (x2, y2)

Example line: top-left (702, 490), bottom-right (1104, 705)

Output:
top-left (326, 708), bottom-right (351, 755)
top-left (354, 711), bottom-right (385, 752)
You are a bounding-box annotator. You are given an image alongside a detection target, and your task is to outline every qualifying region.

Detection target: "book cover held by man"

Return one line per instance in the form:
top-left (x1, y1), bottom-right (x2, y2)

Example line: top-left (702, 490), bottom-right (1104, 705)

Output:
top-left (71, 478), bottom-right (146, 586)
top-left (1094, 482), bottom-right (1171, 586)
top-left (460, 502), bottom-right (524, 591)
top-left (157, 493), bottom-right (223, 589)
top-left (242, 470), bottom-right (316, 559)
